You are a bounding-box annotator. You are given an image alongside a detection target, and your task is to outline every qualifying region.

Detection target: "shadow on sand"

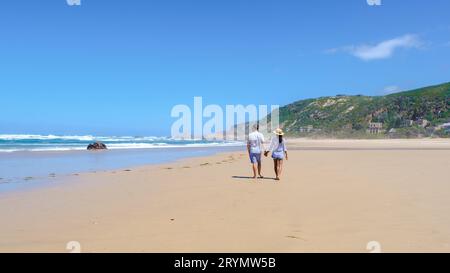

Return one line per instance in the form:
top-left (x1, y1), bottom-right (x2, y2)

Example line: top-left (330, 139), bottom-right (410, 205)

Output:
top-left (232, 176), bottom-right (275, 180)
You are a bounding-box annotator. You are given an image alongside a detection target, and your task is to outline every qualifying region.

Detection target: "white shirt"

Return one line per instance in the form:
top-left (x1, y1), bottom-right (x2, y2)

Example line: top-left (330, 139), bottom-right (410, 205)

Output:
top-left (268, 137), bottom-right (287, 153)
top-left (247, 131), bottom-right (265, 154)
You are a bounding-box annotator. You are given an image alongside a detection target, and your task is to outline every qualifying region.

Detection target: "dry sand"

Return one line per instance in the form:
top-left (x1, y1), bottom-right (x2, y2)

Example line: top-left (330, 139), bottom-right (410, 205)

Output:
top-left (1, 139), bottom-right (450, 253)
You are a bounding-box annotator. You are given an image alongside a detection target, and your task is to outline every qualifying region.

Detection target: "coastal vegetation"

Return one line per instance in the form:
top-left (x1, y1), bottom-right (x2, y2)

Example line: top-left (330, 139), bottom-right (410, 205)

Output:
top-left (278, 82), bottom-right (450, 138)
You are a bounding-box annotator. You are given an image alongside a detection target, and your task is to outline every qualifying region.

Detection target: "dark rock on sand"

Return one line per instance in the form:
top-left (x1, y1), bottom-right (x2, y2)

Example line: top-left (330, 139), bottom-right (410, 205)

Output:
top-left (87, 142), bottom-right (108, 150)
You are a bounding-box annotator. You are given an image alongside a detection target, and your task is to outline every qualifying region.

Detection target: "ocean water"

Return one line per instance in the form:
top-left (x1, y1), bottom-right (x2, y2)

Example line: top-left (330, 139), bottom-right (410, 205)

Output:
top-left (0, 135), bottom-right (244, 192)
top-left (0, 134), bottom-right (240, 152)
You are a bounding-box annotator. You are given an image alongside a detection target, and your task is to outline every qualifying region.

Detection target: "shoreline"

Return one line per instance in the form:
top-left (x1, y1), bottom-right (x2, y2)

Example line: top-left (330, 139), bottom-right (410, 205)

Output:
top-left (0, 149), bottom-right (244, 196)
top-left (0, 145), bottom-right (244, 192)
top-left (1, 138), bottom-right (450, 252)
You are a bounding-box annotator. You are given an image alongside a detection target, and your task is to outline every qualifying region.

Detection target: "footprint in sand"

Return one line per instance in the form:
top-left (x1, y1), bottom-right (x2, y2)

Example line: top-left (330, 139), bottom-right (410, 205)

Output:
top-left (123, 169), bottom-right (132, 172)
top-left (182, 166), bottom-right (191, 169)
top-left (164, 167), bottom-right (173, 170)
top-left (200, 163), bottom-right (210, 166)
top-left (286, 230), bottom-right (306, 241)
top-left (286, 235), bottom-right (304, 240)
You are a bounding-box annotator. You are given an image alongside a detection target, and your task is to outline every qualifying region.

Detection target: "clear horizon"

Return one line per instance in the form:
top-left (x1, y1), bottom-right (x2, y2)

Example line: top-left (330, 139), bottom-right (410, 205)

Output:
top-left (1, 0), bottom-right (449, 136)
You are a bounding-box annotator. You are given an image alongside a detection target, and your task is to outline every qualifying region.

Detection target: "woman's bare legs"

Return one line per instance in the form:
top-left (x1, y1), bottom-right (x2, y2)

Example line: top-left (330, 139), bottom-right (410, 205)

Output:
top-left (273, 159), bottom-right (279, 180)
top-left (277, 159), bottom-right (284, 179)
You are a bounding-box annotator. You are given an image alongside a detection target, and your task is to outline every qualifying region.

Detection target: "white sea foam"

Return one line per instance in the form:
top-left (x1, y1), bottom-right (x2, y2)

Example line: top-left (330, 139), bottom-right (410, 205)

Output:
top-left (0, 147), bottom-right (87, 153)
top-left (0, 134), bottom-right (95, 141)
top-left (0, 134), bottom-right (172, 142)
top-left (103, 141), bottom-right (243, 150)
top-left (0, 135), bottom-right (244, 152)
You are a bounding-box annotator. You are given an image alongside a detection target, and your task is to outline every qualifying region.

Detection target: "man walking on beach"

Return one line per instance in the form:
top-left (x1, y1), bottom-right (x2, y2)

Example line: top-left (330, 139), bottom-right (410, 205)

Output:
top-left (247, 124), bottom-right (265, 179)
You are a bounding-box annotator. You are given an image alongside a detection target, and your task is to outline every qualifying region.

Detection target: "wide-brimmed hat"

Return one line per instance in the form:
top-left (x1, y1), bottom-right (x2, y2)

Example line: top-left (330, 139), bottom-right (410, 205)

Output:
top-left (273, 128), bottom-right (284, 136)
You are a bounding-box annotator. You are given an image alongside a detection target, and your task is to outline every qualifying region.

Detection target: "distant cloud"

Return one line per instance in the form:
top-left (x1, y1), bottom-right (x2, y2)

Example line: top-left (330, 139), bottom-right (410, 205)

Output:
top-left (382, 85), bottom-right (403, 95)
top-left (326, 34), bottom-right (422, 61)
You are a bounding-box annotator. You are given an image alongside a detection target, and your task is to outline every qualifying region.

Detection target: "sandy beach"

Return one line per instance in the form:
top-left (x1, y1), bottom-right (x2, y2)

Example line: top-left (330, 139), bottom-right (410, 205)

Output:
top-left (1, 139), bottom-right (450, 253)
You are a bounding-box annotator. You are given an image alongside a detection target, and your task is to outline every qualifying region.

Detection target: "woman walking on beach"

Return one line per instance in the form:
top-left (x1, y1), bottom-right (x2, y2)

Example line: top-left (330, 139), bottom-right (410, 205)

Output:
top-left (266, 128), bottom-right (288, 181)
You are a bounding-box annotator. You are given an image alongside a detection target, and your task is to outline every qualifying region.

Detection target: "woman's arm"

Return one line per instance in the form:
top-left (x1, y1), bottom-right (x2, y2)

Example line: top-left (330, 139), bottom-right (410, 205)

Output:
top-left (284, 142), bottom-right (288, 160)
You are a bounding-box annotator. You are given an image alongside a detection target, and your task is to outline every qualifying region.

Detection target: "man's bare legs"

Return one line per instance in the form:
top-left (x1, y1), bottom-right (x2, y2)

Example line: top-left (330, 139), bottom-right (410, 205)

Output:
top-left (252, 163), bottom-right (258, 179)
top-left (257, 160), bottom-right (264, 178)
top-left (252, 161), bottom-right (263, 179)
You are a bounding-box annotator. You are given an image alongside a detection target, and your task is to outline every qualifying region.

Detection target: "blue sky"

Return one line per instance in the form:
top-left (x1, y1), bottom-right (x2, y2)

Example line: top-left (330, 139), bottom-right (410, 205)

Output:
top-left (0, 0), bottom-right (449, 136)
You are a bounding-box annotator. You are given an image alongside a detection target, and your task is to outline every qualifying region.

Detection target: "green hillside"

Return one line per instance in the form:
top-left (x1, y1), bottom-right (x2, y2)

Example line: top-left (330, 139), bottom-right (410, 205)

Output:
top-left (279, 82), bottom-right (450, 138)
